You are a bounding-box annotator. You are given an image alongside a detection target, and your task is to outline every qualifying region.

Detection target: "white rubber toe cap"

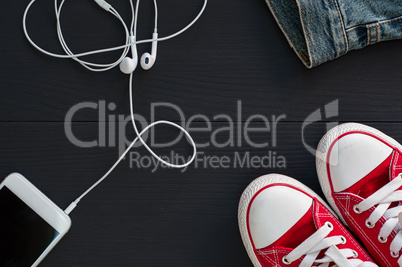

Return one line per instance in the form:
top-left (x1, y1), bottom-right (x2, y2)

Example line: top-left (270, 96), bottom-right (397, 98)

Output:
top-left (249, 185), bottom-right (313, 249)
top-left (329, 133), bottom-right (393, 192)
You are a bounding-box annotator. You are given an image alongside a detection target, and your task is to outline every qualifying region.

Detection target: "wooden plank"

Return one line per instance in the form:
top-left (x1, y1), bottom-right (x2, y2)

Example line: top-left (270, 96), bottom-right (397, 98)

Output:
top-left (0, 1), bottom-right (401, 122)
top-left (1, 0), bottom-right (402, 266)
top-left (1, 122), bottom-right (402, 265)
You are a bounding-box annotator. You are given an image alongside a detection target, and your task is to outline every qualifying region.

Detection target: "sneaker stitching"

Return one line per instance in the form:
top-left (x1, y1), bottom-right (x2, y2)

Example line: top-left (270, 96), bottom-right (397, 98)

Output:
top-left (257, 250), bottom-right (277, 265)
top-left (392, 152), bottom-right (399, 179)
top-left (336, 194), bottom-right (393, 265)
top-left (323, 197), bottom-right (370, 260)
top-left (258, 249), bottom-right (291, 266)
top-left (389, 150), bottom-right (395, 180)
top-left (273, 249), bottom-right (279, 265)
top-left (317, 200), bottom-right (372, 261)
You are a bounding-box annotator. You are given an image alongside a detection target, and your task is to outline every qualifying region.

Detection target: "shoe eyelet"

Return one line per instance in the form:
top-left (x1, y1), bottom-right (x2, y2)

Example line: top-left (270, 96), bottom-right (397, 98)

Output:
top-left (353, 205), bottom-right (362, 214)
top-left (365, 219), bottom-right (375, 228)
top-left (378, 236), bottom-right (387, 243)
top-left (391, 251), bottom-right (399, 258)
top-left (325, 222), bottom-right (333, 229)
top-left (340, 236), bottom-right (347, 244)
top-left (352, 250), bottom-right (358, 258)
top-left (282, 256), bottom-right (291, 265)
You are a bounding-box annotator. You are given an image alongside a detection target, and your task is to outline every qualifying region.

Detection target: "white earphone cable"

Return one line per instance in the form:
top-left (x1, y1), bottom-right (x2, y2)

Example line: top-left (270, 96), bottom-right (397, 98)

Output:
top-left (55, 0), bottom-right (131, 71)
top-left (65, 72), bottom-right (197, 214)
top-left (22, 0), bottom-right (207, 214)
top-left (23, 0), bottom-right (207, 65)
top-left (128, 73), bottom-right (197, 169)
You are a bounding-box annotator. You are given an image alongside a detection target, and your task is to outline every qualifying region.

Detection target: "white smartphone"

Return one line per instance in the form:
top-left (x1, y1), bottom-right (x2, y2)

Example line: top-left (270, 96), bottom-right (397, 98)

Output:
top-left (0, 173), bottom-right (71, 267)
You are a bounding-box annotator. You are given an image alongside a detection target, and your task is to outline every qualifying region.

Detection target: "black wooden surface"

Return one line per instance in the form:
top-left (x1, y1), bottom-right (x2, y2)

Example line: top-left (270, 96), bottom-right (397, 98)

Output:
top-left (1, 1), bottom-right (402, 266)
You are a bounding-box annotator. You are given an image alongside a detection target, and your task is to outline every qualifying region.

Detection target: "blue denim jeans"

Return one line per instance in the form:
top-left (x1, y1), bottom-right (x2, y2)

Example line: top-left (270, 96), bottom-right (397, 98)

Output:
top-left (264, 0), bottom-right (402, 68)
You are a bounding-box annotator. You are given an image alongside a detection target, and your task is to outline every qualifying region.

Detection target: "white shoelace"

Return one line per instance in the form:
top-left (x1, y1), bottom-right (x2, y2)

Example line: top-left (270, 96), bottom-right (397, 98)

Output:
top-left (283, 222), bottom-right (377, 267)
top-left (354, 173), bottom-right (402, 264)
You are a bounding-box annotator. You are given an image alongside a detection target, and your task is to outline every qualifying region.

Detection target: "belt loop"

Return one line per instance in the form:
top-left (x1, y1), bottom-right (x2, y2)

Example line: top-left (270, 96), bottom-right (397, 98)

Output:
top-left (366, 22), bottom-right (379, 45)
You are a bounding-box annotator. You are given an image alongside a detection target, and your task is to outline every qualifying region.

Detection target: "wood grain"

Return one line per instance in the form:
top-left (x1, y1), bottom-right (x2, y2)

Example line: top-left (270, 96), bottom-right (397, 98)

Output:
top-left (0, 0), bottom-right (401, 266)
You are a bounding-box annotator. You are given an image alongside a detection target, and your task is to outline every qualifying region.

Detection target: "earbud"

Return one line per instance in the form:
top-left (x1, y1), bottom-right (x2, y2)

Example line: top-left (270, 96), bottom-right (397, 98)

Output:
top-left (140, 32), bottom-right (158, 70)
top-left (120, 36), bottom-right (138, 74)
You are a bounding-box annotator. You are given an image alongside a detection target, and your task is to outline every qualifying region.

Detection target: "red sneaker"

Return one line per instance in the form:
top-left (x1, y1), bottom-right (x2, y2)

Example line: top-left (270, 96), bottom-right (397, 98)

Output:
top-left (317, 123), bottom-right (402, 266)
top-left (238, 174), bottom-right (376, 267)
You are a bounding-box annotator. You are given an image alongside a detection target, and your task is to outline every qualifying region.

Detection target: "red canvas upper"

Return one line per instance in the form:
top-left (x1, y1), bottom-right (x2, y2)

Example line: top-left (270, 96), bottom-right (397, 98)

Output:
top-left (327, 132), bottom-right (402, 267)
top-left (246, 184), bottom-right (374, 267)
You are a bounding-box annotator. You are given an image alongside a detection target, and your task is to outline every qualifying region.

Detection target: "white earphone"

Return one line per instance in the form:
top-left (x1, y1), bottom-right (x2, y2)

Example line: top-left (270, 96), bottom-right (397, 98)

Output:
top-left (23, 0), bottom-right (208, 214)
top-left (120, 36), bottom-right (138, 74)
top-left (119, 0), bottom-right (159, 74)
top-left (140, 32), bottom-right (158, 70)
top-left (23, 0), bottom-right (207, 72)
top-left (122, 32), bottom-right (158, 73)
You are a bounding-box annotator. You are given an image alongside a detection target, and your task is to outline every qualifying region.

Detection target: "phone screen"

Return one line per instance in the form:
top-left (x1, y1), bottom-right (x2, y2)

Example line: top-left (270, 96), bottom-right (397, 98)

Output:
top-left (0, 187), bottom-right (60, 266)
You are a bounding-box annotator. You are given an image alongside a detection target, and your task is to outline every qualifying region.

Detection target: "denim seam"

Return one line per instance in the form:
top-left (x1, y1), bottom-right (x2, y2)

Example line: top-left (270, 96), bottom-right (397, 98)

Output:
top-left (379, 16), bottom-right (402, 26)
top-left (264, 0), bottom-right (311, 67)
top-left (347, 27), bottom-right (362, 33)
top-left (369, 24), bottom-right (378, 44)
top-left (346, 15), bottom-right (402, 33)
top-left (295, 1), bottom-right (313, 66)
top-left (332, 0), bottom-right (349, 53)
top-left (367, 17), bottom-right (397, 45)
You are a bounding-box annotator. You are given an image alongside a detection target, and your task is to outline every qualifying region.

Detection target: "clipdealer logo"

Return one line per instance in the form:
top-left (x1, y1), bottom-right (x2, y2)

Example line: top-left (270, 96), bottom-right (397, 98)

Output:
top-left (64, 100), bottom-right (288, 172)
top-left (64, 99), bottom-right (339, 172)
top-left (301, 99), bottom-right (339, 162)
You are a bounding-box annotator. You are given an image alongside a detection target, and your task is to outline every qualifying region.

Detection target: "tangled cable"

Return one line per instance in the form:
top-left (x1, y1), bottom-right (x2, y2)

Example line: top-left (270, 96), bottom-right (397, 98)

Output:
top-left (22, 0), bottom-right (207, 214)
